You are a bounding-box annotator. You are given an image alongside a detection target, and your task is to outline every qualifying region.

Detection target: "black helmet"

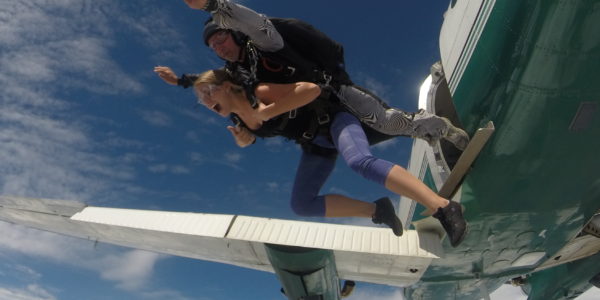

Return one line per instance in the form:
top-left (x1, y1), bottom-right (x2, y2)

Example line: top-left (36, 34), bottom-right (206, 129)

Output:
top-left (203, 18), bottom-right (221, 46)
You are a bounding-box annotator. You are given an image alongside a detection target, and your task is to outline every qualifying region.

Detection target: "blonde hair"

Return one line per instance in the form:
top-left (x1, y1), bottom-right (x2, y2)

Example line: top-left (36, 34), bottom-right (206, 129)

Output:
top-left (193, 69), bottom-right (243, 94)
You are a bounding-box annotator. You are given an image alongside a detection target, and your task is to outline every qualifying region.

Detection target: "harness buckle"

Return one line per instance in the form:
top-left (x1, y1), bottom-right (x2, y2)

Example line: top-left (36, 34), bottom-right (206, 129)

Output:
top-left (323, 73), bottom-right (332, 86)
top-left (232, 115), bottom-right (242, 127)
top-left (317, 114), bottom-right (330, 125)
top-left (288, 109), bottom-right (297, 119)
top-left (302, 132), bottom-right (314, 140)
top-left (286, 66), bottom-right (296, 76)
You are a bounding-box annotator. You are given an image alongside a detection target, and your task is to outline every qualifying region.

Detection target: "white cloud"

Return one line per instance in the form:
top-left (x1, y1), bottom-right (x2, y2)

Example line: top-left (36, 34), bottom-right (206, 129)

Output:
top-left (0, 284), bottom-right (57, 300)
top-left (189, 152), bottom-right (205, 163)
top-left (111, 2), bottom-right (194, 64)
top-left (0, 0), bottom-right (186, 290)
top-left (171, 165), bottom-right (192, 174)
top-left (185, 131), bottom-right (202, 143)
top-left (0, 113), bottom-right (135, 201)
top-left (224, 151), bottom-right (242, 163)
top-left (0, 263), bottom-right (43, 285)
top-left (148, 164), bottom-right (190, 174)
top-left (263, 136), bottom-right (299, 153)
top-left (119, 152), bottom-right (155, 164)
top-left (2, 33), bottom-right (142, 95)
top-left (265, 137), bottom-right (284, 147)
top-left (327, 186), bottom-right (352, 196)
top-left (0, 0), bottom-right (203, 299)
top-left (189, 151), bottom-right (244, 171)
top-left (352, 73), bottom-right (392, 104)
top-left (0, 0), bottom-right (148, 202)
top-left (13, 265), bottom-right (42, 281)
top-left (99, 250), bottom-right (163, 291)
top-left (140, 110), bottom-right (173, 127)
top-left (140, 289), bottom-right (197, 300)
top-left (177, 108), bottom-right (221, 127)
top-left (147, 164), bottom-right (168, 173)
top-left (0, 223), bottom-right (162, 292)
top-left (266, 182), bottom-right (279, 192)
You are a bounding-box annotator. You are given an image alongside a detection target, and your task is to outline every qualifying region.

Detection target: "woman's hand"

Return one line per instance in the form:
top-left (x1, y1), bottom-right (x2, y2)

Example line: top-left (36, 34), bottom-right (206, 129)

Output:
top-left (227, 125), bottom-right (256, 148)
top-left (254, 101), bottom-right (275, 122)
top-left (154, 66), bottom-right (178, 85)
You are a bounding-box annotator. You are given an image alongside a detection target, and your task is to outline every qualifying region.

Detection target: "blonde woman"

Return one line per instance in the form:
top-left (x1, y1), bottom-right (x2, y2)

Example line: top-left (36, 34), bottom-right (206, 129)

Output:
top-left (193, 69), bottom-right (467, 247)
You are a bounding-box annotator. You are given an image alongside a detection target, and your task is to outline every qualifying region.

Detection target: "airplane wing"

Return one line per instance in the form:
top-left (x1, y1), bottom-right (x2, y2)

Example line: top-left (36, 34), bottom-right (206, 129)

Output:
top-left (0, 195), bottom-right (444, 300)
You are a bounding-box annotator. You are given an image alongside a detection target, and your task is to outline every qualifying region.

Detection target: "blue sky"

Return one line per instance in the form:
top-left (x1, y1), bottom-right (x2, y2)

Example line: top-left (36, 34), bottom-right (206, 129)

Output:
top-left (0, 1), bottom-right (598, 300)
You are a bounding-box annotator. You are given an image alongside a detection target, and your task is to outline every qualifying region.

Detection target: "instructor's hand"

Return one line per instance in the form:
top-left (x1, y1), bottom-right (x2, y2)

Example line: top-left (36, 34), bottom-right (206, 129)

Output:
top-left (154, 66), bottom-right (178, 85)
top-left (227, 125), bottom-right (256, 148)
top-left (183, 0), bottom-right (207, 10)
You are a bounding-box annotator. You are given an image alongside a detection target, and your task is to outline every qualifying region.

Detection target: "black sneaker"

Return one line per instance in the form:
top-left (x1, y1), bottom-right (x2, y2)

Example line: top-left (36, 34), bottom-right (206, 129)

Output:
top-left (372, 197), bottom-right (403, 236)
top-left (433, 201), bottom-right (467, 247)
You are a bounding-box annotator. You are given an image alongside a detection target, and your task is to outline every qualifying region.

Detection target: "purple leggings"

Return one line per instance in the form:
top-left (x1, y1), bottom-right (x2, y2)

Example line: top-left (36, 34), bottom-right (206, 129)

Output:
top-left (290, 112), bottom-right (395, 216)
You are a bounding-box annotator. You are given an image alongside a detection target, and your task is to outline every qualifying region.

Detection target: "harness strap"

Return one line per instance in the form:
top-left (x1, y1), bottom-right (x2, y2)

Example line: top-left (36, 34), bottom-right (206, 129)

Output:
top-left (296, 86), bottom-right (334, 144)
top-left (230, 114), bottom-right (242, 127)
top-left (245, 42), bottom-right (260, 108)
top-left (301, 143), bottom-right (338, 159)
top-left (248, 43), bottom-right (339, 89)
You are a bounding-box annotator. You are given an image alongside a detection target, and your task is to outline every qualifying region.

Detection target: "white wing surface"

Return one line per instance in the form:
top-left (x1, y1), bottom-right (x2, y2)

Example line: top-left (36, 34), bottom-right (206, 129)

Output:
top-left (0, 195), bottom-right (443, 286)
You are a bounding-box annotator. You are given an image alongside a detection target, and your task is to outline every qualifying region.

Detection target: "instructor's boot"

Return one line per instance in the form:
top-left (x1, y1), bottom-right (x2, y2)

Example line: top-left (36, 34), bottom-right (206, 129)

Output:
top-left (433, 201), bottom-right (467, 247)
top-left (372, 197), bottom-right (403, 236)
top-left (440, 117), bottom-right (470, 151)
top-left (412, 110), bottom-right (470, 151)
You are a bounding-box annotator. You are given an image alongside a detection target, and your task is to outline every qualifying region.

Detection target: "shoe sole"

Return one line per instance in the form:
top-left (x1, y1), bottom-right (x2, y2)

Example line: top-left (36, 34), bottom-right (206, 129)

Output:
top-left (451, 223), bottom-right (468, 248)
